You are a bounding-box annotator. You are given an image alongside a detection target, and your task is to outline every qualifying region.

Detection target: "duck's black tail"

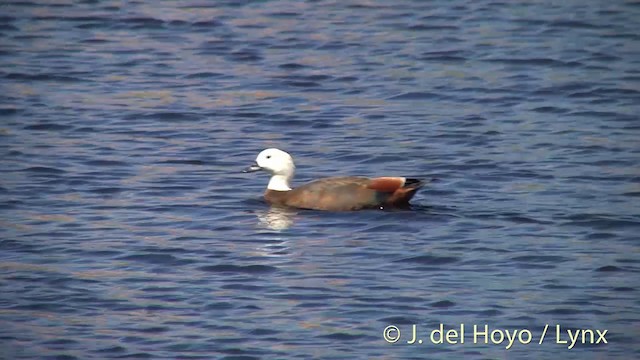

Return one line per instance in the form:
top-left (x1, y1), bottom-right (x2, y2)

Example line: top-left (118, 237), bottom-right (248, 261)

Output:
top-left (403, 178), bottom-right (424, 189)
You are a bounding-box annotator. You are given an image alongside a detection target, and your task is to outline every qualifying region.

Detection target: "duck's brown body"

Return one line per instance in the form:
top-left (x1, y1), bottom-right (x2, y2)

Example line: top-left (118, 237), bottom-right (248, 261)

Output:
top-left (264, 176), bottom-right (423, 211)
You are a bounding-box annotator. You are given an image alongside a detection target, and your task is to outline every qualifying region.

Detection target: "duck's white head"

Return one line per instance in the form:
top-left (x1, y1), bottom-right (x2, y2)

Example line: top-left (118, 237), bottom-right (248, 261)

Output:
top-left (243, 148), bottom-right (295, 191)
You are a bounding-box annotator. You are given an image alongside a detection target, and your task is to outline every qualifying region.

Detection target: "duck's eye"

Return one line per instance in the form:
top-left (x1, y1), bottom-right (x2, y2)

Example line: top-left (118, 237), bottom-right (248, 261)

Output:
top-left (266, 155), bottom-right (271, 159)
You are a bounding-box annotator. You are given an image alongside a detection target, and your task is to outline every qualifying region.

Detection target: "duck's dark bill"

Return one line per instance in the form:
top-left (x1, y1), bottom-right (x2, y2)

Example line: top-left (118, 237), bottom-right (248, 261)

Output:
top-left (243, 163), bottom-right (262, 173)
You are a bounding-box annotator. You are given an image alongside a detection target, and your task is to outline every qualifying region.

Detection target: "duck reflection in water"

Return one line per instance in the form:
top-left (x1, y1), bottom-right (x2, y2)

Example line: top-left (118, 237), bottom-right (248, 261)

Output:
top-left (255, 205), bottom-right (298, 231)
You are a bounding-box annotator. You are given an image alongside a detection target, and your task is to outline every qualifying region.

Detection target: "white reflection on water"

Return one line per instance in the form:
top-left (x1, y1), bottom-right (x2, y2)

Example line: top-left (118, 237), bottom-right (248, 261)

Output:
top-left (255, 206), bottom-right (298, 231)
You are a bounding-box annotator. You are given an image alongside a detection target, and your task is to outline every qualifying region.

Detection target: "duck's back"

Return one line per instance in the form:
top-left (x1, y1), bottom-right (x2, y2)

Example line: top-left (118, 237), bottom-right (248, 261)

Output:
top-left (265, 176), bottom-right (422, 211)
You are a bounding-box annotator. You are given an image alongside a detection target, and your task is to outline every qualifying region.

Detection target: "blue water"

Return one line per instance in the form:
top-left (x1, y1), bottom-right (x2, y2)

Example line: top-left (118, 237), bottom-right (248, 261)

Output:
top-left (1, 1), bottom-right (639, 359)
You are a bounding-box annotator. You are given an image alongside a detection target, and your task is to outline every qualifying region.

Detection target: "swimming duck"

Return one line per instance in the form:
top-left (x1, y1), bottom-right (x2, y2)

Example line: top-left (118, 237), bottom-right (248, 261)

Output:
top-left (244, 148), bottom-right (423, 211)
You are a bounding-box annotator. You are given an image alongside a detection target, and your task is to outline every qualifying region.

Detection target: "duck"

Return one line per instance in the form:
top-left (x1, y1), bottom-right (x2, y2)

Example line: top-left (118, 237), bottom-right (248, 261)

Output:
top-left (243, 148), bottom-right (423, 211)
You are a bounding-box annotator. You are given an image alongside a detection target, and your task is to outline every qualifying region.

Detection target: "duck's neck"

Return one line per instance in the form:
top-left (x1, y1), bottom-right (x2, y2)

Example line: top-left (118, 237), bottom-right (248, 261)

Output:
top-left (267, 174), bottom-right (292, 191)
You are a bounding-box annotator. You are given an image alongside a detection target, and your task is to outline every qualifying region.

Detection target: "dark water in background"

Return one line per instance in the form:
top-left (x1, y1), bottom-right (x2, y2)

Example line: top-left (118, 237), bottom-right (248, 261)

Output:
top-left (1, 0), bottom-right (639, 359)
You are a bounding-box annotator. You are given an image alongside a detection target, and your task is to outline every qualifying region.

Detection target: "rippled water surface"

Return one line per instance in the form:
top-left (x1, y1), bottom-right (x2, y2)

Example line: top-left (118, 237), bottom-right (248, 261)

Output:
top-left (1, 1), bottom-right (639, 359)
